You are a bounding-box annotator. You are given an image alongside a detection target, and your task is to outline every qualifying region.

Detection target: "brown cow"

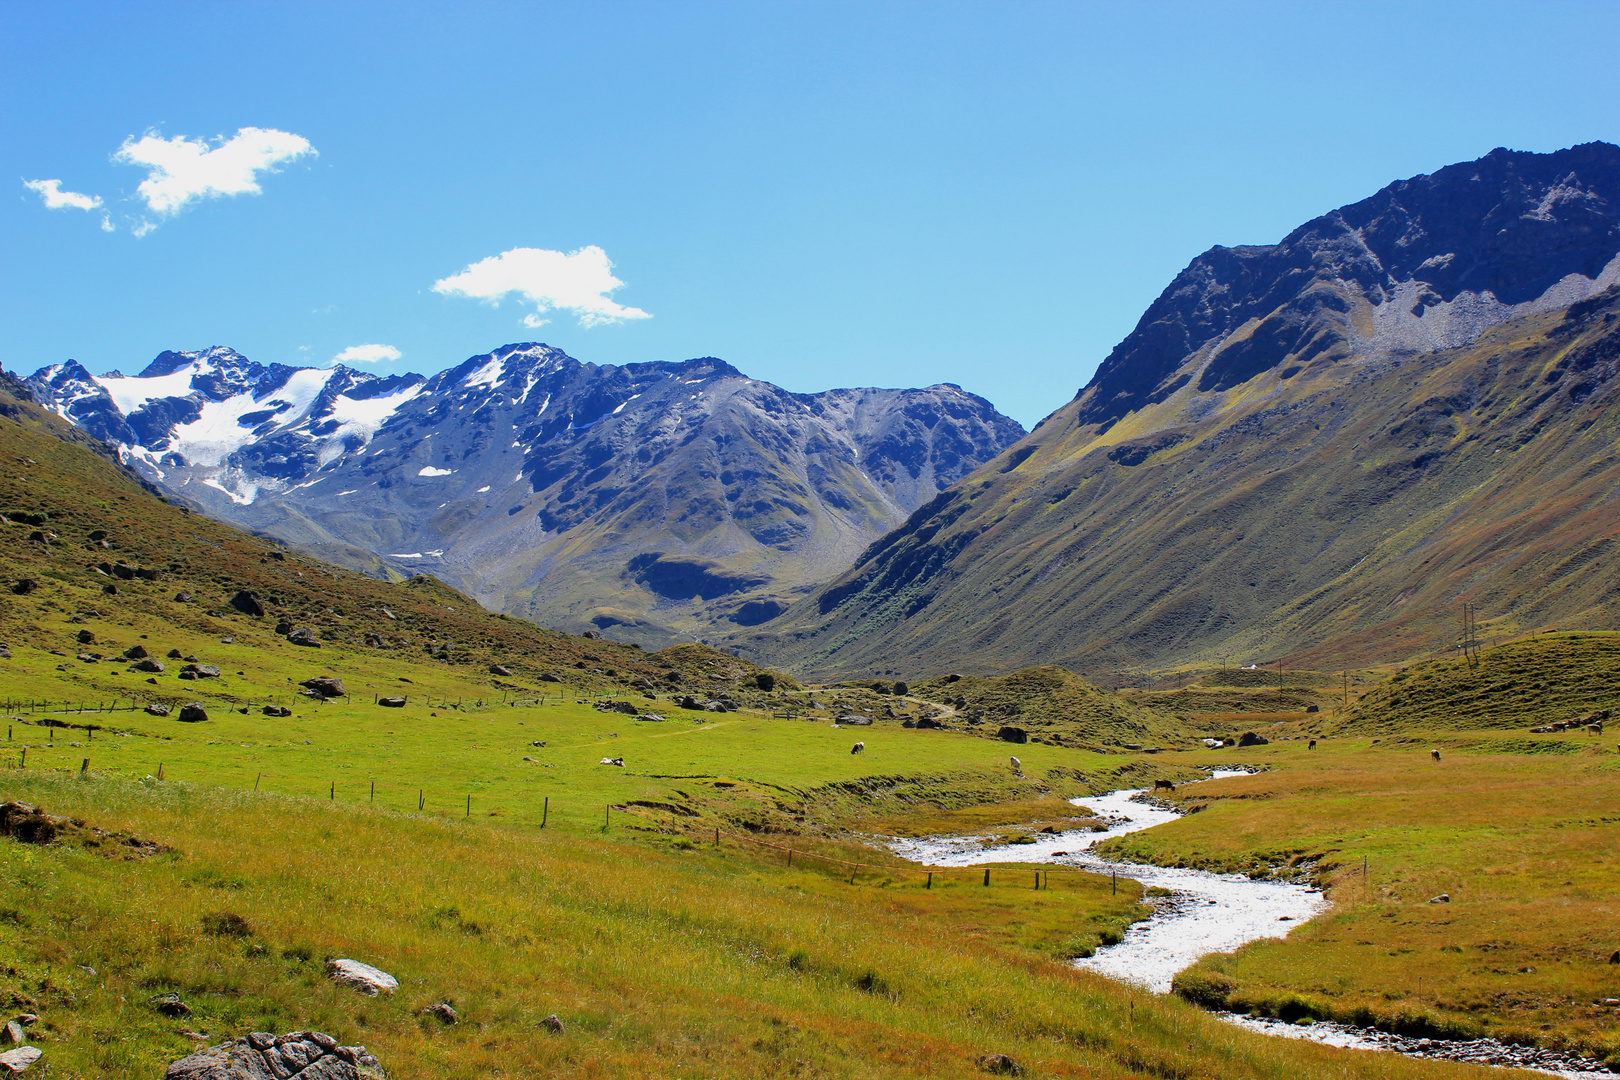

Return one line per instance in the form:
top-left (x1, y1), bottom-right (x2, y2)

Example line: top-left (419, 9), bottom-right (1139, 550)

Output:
top-left (1430, 748), bottom-right (1442, 762)
top-left (1308, 739), bottom-right (1317, 749)
top-left (1153, 779), bottom-right (1175, 792)
top-left (851, 741), bottom-right (864, 754)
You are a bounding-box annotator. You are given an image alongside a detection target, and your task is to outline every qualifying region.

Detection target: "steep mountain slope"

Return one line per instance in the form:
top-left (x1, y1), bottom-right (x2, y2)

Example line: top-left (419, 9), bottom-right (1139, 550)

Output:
top-left (26, 346), bottom-right (1022, 644)
top-left (734, 144), bottom-right (1620, 678)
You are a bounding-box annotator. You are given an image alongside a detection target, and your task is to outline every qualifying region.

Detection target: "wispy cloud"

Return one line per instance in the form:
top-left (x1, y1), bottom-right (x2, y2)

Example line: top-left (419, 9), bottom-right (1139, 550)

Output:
top-left (432, 245), bottom-right (652, 328)
top-left (112, 127), bottom-right (315, 227)
top-left (332, 343), bottom-right (402, 366)
top-left (24, 179), bottom-right (103, 211)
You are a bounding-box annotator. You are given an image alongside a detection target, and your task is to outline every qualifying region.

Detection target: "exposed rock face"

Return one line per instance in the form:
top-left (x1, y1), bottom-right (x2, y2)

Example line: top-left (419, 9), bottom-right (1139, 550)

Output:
top-left (738, 145), bottom-right (1620, 678)
top-left (163, 1030), bottom-right (379, 1080)
top-left (28, 346), bottom-right (1022, 645)
top-left (1075, 143), bottom-right (1620, 430)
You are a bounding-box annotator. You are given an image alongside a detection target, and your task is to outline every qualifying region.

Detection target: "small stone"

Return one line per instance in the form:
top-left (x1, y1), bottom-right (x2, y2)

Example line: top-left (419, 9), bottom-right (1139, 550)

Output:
top-left (2, 1022), bottom-right (22, 1046)
top-left (421, 1002), bottom-right (459, 1025)
top-left (0, 1046), bottom-right (41, 1073)
top-left (326, 958), bottom-right (398, 995)
top-left (976, 1053), bottom-right (1024, 1075)
top-left (150, 992), bottom-right (192, 1017)
top-left (540, 1014), bottom-right (564, 1033)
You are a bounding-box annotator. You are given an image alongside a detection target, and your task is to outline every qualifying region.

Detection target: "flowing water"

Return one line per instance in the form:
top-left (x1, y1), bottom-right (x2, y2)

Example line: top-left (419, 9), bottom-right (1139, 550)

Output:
top-left (884, 770), bottom-right (1615, 1078)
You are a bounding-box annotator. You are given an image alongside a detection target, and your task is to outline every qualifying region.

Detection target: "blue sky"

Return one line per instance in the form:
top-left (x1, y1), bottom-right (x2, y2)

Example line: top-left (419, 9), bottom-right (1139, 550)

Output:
top-left (6, 1), bottom-right (1620, 428)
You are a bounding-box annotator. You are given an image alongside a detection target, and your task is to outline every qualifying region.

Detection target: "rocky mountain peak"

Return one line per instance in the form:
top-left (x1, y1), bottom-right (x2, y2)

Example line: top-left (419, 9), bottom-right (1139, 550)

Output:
top-left (1075, 141), bottom-right (1620, 429)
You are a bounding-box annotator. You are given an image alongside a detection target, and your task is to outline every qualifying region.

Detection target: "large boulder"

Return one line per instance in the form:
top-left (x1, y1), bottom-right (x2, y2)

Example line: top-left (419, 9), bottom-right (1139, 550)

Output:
top-left (286, 627), bottom-right (321, 648)
top-left (0, 1046), bottom-right (42, 1073)
top-left (131, 659), bottom-right (165, 673)
top-left (123, 644), bottom-right (148, 660)
top-left (378, 697), bottom-right (406, 708)
top-left (997, 726), bottom-right (1029, 744)
top-left (489, 664), bottom-right (512, 677)
top-left (177, 703), bottom-right (209, 723)
top-left (837, 714), bottom-right (872, 726)
top-left (181, 664), bottom-right (221, 680)
top-left (146, 703), bottom-right (171, 717)
top-left (163, 1031), bottom-right (379, 1080)
top-left (76, 629), bottom-right (95, 645)
top-left (300, 677), bottom-right (346, 698)
top-left (1236, 731), bottom-right (1269, 747)
top-left (262, 705), bottom-right (293, 717)
top-left (326, 959), bottom-right (397, 996)
top-left (539, 672), bottom-right (561, 683)
top-left (228, 591), bottom-right (265, 617)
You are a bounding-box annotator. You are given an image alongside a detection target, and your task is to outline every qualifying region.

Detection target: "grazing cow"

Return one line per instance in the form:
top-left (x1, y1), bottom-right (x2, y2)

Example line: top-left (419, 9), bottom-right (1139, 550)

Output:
top-left (1308, 739), bottom-right (1317, 749)
top-left (1430, 748), bottom-right (1442, 762)
top-left (1153, 779), bottom-right (1175, 792)
top-left (1009, 755), bottom-right (1022, 772)
top-left (851, 741), bottom-right (864, 754)
top-left (598, 756), bottom-right (624, 767)
top-left (1588, 721), bottom-right (1604, 736)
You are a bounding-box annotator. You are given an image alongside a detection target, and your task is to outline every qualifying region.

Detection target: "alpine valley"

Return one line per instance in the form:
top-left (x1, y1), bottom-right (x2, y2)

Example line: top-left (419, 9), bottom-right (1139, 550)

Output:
top-left (23, 347), bottom-right (1023, 645)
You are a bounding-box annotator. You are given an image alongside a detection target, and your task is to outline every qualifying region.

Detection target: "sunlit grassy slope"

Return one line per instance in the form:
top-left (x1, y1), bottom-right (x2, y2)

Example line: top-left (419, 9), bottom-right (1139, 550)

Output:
top-left (1, 773), bottom-right (1548, 1080)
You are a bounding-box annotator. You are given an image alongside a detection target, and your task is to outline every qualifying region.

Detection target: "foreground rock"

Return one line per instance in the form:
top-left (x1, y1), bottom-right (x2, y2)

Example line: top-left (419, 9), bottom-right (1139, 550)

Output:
top-left (325, 959), bottom-right (397, 995)
top-left (178, 703), bottom-right (209, 723)
top-left (164, 1030), bottom-right (379, 1079)
top-left (0, 1046), bottom-right (42, 1073)
top-left (300, 677), bottom-right (346, 698)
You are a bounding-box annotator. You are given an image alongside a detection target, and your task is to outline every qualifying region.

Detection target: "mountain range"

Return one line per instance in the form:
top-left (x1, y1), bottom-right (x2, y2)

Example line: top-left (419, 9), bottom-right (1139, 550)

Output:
top-left (24, 346), bottom-right (1023, 645)
top-left (728, 142), bottom-right (1620, 678)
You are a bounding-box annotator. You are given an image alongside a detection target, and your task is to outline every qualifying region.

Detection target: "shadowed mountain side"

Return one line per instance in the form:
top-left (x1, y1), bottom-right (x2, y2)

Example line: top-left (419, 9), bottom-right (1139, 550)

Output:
top-left (731, 285), bottom-right (1620, 678)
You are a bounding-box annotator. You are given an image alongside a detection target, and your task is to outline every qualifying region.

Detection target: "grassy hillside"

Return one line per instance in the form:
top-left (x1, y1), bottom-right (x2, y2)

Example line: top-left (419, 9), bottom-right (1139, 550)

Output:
top-left (1331, 631), bottom-right (1620, 735)
top-left (910, 666), bottom-right (1190, 750)
top-left (736, 287), bottom-right (1620, 680)
top-left (1089, 739), bottom-right (1620, 1065)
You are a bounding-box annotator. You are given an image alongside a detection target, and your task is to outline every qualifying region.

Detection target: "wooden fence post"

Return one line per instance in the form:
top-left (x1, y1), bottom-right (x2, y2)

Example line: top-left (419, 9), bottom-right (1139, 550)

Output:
top-left (983, 868), bottom-right (990, 887)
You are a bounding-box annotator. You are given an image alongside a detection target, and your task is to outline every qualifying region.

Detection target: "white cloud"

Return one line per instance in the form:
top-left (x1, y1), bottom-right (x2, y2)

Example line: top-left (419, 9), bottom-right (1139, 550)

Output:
top-left (113, 126), bottom-right (315, 220)
top-left (432, 245), bottom-right (652, 328)
top-left (24, 179), bottom-right (103, 211)
top-left (332, 343), bottom-right (402, 366)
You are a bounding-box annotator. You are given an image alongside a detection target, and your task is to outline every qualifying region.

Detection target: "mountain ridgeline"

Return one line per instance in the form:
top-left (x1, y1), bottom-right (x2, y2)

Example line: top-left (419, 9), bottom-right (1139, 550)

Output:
top-left (25, 346), bottom-right (1023, 645)
top-left (730, 143), bottom-right (1620, 678)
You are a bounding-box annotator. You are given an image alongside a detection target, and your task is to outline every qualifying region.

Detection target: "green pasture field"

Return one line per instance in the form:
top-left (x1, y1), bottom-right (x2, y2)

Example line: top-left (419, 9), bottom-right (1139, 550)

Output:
top-left (1095, 737), bottom-right (1620, 1064)
top-left (0, 772), bottom-right (1544, 1080)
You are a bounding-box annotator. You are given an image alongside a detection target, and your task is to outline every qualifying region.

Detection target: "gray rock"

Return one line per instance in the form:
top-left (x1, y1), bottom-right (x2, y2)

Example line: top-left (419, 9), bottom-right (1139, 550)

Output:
top-left (123, 644), bottom-right (148, 659)
top-left (1429, 893), bottom-right (1450, 904)
top-left (539, 673), bottom-right (561, 683)
top-left (2, 1021), bottom-right (22, 1045)
top-left (838, 714), bottom-right (873, 726)
top-left (1237, 731), bottom-right (1269, 747)
top-left (229, 591), bottom-right (265, 617)
top-left (178, 703), bottom-right (209, 723)
top-left (182, 664), bottom-right (222, 679)
top-left (163, 1030), bottom-right (378, 1079)
top-left (286, 627), bottom-right (321, 648)
top-left (489, 664), bottom-right (512, 676)
top-left (173, 591), bottom-right (192, 603)
top-left (131, 658), bottom-right (165, 673)
top-left (262, 705), bottom-right (292, 717)
top-left (0, 1046), bottom-right (41, 1073)
top-left (76, 629), bottom-right (95, 644)
top-left (300, 677), bottom-right (345, 698)
top-left (146, 703), bottom-right (171, 717)
top-left (378, 697), bottom-right (406, 708)
top-left (326, 959), bottom-right (397, 995)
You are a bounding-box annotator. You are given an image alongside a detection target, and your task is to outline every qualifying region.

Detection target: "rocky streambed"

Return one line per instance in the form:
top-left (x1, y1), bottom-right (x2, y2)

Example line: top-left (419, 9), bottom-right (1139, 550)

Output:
top-left (885, 770), bottom-right (1616, 1079)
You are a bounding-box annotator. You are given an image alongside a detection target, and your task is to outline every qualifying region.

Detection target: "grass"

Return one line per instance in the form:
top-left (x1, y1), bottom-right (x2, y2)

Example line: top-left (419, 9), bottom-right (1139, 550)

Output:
top-left (0, 773), bottom-right (1544, 1080)
top-left (1090, 737), bottom-right (1620, 1064)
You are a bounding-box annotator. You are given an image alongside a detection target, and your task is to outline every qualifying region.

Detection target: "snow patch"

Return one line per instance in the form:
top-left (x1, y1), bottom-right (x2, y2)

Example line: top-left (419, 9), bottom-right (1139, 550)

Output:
top-left (418, 466), bottom-right (454, 477)
top-left (476, 485), bottom-right (491, 493)
top-left (463, 354), bottom-right (506, 390)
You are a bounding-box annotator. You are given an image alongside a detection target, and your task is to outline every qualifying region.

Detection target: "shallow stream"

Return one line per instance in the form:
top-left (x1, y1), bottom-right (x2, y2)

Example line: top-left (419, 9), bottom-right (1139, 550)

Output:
top-left (885, 770), bottom-right (1614, 1078)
